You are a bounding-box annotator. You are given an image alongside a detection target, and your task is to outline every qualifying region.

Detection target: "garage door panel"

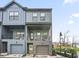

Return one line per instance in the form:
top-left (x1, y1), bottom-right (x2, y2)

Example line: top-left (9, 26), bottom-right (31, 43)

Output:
top-left (11, 44), bottom-right (23, 54)
top-left (36, 45), bottom-right (49, 55)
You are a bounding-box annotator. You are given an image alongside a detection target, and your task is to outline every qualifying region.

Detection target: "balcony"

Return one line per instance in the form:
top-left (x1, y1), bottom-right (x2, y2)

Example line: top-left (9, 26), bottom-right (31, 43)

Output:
top-left (2, 35), bottom-right (13, 39)
top-left (2, 35), bottom-right (24, 40)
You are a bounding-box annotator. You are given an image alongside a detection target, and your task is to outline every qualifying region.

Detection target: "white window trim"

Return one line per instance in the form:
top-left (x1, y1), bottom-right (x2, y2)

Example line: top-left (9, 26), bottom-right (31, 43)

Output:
top-left (40, 13), bottom-right (45, 17)
top-left (33, 13), bottom-right (37, 17)
top-left (9, 11), bottom-right (19, 16)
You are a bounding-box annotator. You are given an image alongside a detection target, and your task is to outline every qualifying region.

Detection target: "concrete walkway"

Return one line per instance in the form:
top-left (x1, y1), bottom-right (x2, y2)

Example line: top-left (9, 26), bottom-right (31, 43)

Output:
top-left (23, 54), bottom-right (68, 58)
top-left (34, 55), bottom-right (68, 58)
top-left (0, 54), bottom-right (23, 58)
top-left (50, 55), bottom-right (68, 58)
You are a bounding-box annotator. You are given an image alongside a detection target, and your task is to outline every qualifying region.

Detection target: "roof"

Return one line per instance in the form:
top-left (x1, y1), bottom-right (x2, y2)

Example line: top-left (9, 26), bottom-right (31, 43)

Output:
top-left (0, 1), bottom-right (52, 11)
top-left (26, 8), bottom-right (52, 11)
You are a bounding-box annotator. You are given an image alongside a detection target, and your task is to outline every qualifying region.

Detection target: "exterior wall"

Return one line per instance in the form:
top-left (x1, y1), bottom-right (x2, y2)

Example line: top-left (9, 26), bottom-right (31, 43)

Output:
top-left (1, 25), bottom-right (26, 54)
top-left (0, 25), bottom-right (2, 39)
top-left (27, 25), bottom-right (52, 55)
top-left (3, 4), bottom-right (25, 25)
top-left (26, 11), bottom-right (52, 24)
top-left (2, 39), bottom-right (26, 54)
top-left (0, 25), bottom-right (2, 53)
top-left (0, 11), bottom-right (2, 22)
top-left (25, 26), bottom-right (27, 54)
top-left (49, 25), bottom-right (52, 55)
top-left (2, 26), bottom-right (25, 39)
top-left (0, 1), bottom-right (52, 55)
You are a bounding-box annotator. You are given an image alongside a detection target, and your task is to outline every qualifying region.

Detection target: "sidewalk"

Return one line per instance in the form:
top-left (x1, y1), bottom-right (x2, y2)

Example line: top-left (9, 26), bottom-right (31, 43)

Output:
top-left (23, 54), bottom-right (68, 58)
top-left (51, 54), bottom-right (68, 58)
top-left (34, 55), bottom-right (68, 58)
top-left (0, 54), bottom-right (68, 58)
top-left (0, 54), bottom-right (23, 58)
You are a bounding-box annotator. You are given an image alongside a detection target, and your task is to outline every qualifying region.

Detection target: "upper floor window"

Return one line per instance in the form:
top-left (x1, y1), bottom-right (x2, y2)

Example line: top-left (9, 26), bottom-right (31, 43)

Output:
top-left (40, 13), bottom-right (45, 21)
top-left (9, 11), bottom-right (19, 20)
top-left (33, 13), bottom-right (37, 17)
top-left (32, 13), bottom-right (37, 21)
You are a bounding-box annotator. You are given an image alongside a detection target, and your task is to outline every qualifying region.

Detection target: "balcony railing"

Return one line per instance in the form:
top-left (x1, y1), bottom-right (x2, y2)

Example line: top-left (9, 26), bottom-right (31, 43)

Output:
top-left (2, 35), bottom-right (13, 39)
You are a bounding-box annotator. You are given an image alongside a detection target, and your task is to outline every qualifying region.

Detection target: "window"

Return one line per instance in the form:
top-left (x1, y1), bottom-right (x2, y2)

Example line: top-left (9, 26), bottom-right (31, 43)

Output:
top-left (42, 32), bottom-right (48, 41)
top-left (30, 32), bottom-right (34, 40)
top-left (15, 32), bottom-right (24, 39)
top-left (33, 13), bottom-right (37, 17)
top-left (41, 13), bottom-right (45, 17)
top-left (37, 32), bottom-right (41, 41)
top-left (32, 13), bottom-right (37, 21)
top-left (40, 13), bottom-right (45, 21)
top-left (34, 33), bottom-right (37, 40)
top-left (9, 11), bottom-right (19, 20)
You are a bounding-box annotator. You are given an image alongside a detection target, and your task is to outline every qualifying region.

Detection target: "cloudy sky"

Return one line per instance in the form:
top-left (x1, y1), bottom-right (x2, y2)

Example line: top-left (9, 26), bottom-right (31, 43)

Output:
top-left (0, 0), bottom-right (79, 43)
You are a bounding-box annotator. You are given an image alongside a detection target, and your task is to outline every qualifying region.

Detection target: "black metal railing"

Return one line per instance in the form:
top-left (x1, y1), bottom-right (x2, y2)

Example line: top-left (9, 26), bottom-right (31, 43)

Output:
top-left (2, 35), bottom-right (13, 39)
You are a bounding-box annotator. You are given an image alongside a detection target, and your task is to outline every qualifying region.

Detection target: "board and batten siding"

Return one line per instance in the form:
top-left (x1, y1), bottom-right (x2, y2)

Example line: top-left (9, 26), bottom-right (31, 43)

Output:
top-left (26, 11), bottom-right (52, 23)
top-left (2, 3), bottom-right (25, 25)
top-left (0, 11), bottom-right (2, 22)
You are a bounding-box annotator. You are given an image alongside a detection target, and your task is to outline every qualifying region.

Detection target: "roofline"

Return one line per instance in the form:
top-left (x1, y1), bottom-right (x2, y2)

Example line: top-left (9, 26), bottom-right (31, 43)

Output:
top-left (0, 1), bottom-right (27, 11)
top-left (0, 1), bottom-right (52, 11)
top-left (26, 8), bottom-right (52, 11)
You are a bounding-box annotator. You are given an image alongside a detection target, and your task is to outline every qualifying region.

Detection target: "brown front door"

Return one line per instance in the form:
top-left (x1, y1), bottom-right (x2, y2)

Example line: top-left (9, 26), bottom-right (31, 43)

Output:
top-left (27, 43), bottom-right (33, 54)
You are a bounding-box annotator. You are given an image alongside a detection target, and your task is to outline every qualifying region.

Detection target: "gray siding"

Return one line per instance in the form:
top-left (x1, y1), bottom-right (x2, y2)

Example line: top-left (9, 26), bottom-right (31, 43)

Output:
top-left (0, 25), bottom-right (2, 39)
top-left (26, 11), bottom-right (52, 24)
top-left (3, 4), bottom-right (25, 25)
top-left (0, 11), bottom-right (2, 22)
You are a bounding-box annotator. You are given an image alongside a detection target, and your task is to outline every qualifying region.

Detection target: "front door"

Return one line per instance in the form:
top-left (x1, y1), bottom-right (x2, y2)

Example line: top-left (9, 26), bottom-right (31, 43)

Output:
top-left (27, 43), bottom-right (33, 54)
top-left (2, 42), bottom-right (7, 53)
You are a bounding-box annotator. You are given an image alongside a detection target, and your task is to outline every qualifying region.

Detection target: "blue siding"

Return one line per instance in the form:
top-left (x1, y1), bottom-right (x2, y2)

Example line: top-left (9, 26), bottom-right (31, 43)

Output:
top-left (2, 40), bottom-right (26, 54)
top-left (0, 25), bottom-right (2, 39)
top-left (0, 11), bottom-right (2, 22)
top-left (3, 4), bottom-right (25, 25)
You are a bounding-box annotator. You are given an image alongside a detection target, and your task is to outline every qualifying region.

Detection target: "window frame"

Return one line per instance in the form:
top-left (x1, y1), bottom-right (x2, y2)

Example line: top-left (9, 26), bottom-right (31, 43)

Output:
top-left (14, 31), bottom-right (24, 40)
top-left (30, 32), bottom-right (34, 40)
top-left (41, 31), bottom-right (48, 41)
top-left (40, 13), bottom-right (46, 21)
top-left (32, 12), bottom-right (38, 21)
top-left (9, 11), bottom-right (19, 20)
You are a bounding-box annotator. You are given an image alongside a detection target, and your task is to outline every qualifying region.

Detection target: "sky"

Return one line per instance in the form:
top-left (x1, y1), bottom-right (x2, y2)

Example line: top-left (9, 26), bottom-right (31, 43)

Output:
top-left (0, 0), bottom-right (79, 43)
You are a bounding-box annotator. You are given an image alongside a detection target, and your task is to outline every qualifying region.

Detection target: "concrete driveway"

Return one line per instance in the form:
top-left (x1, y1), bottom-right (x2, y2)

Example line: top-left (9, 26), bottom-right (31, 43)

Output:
top-left (23, 54), bottom-right (68, 58)
top-left (34, 55), bottom-right (68, 58)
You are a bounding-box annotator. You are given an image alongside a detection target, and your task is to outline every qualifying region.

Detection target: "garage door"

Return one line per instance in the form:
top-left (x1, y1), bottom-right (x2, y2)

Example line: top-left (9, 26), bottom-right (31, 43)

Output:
top-left (10, 44), bottom-right (23, 54)
top-left (36, 45), bottom-right (49, 55)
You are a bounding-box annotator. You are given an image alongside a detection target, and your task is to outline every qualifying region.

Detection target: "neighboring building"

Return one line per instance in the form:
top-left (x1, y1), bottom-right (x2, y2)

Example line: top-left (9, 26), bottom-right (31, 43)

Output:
top-left (0, 1), bottom-right (52, 55)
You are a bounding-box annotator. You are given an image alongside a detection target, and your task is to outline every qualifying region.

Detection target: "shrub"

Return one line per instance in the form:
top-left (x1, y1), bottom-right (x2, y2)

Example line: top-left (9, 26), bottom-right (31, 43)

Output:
top-left (55, 47), bottom-right (78, 58)
top-left (69, 48), bottom-right (77, 58)
top-left (52, 48), bottom-right (56, 56)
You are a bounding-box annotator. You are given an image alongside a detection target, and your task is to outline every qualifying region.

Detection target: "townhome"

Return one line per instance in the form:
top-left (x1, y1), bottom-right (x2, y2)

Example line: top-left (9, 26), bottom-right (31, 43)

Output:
top-left (0, 0), bottom-right (52, 56)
